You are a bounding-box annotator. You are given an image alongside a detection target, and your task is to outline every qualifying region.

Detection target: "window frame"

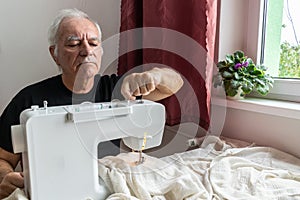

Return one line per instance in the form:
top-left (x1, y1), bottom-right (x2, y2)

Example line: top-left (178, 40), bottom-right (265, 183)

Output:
top-left (246, 0), bottom-right (300, 103)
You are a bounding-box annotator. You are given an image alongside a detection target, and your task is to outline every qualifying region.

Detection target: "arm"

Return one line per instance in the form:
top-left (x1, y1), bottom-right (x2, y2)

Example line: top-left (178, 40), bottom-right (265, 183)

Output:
top-left (0, 147), bottom-right (23, 199)
top-left (121, 67), bottom-right (183, 101)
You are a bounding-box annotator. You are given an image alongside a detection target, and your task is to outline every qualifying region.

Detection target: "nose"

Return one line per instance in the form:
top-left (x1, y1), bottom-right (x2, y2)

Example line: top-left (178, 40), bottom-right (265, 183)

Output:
top-left (79, 40), bottom-right (93, 56)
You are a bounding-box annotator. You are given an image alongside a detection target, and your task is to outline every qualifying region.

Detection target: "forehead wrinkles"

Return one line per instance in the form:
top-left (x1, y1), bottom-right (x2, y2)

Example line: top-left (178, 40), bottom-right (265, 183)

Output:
top-left (57, 17), bottom-right (100, 42)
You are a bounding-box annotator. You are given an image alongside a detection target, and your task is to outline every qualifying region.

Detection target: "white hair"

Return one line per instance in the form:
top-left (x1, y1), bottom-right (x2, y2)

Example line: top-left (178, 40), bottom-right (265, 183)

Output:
top-left (48, 8), bottom-right (102, 48)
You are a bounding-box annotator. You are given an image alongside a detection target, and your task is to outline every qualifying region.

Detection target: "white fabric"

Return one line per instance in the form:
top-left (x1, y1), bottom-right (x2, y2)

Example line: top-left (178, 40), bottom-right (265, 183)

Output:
top-left (209, 147), bottom-right (300, 200)
top-left (100, 136), bottom-right (300, 200)
top-left (3, 188), bottom-right (27, 200)
top-left (5, 136), bottom-right (300, 200)
top-left (98, 152), bottom-right (210, 200)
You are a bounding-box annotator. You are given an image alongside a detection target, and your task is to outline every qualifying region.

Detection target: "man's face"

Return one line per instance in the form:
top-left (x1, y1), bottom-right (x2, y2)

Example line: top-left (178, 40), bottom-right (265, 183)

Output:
top-left (52, 17), bottom-right (102, 81)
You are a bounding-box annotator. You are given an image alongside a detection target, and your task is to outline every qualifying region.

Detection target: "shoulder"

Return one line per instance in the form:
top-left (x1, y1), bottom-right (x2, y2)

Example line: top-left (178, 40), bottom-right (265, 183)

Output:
top-left (22, 75), bottom-right (62, 91)
top-left (12, 75), bottom-right (63, 105)
top-left (17, 75), bottom-right (62, 96)
top-left (2, 74), bottom-right (63, 116)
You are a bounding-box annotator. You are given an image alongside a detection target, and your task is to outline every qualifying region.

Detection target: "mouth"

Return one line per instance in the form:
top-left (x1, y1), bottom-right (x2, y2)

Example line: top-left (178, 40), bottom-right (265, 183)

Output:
top-left (77, 61), bottom-right (97, 68)
top-left (81, 61), bottom-right (95, 65)
top-left (78, 57), bottom-right (98, 67)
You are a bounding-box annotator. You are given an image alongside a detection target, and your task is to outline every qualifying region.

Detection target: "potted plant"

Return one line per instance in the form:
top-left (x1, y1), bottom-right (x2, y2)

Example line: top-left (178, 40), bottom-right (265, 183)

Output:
top-left (214, 50), bottom-right (274, 98)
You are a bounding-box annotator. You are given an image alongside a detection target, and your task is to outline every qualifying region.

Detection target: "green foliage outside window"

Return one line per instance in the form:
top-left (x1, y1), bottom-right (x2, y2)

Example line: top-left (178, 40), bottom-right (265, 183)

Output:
top-left (279, 42), bottom-right (300, 78)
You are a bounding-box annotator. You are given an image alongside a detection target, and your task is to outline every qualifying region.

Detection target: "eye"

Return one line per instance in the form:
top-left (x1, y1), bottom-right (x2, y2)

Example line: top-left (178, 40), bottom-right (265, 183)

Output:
top-left (67, 42), bottom-right (80, 47)
top-left (66, 39), bottom-right (81, 47)
top-left (90, 43), bottom-right (98, 47)
top-left (89, 41), bottom-right (100, 47)
top-left (88, 38), bottom-right (100, 47)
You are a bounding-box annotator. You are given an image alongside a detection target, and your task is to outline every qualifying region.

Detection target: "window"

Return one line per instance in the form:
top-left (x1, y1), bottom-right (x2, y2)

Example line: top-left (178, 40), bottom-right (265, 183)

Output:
top-left (254, 0), bottom-right (300, 102)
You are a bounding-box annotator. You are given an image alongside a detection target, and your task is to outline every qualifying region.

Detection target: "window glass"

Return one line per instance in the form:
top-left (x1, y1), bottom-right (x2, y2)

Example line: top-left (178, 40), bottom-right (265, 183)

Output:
top-left (263, 0), bottom-right (300, 79)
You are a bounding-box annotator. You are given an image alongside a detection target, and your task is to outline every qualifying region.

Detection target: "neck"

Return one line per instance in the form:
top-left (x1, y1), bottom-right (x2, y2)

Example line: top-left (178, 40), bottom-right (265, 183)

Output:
top-left (62, 74), bottom-right (94, 94)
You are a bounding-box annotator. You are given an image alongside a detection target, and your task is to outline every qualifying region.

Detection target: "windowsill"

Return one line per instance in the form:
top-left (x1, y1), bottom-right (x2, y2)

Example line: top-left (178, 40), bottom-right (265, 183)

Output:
top-left (212, 97), bottom-right (300, 120)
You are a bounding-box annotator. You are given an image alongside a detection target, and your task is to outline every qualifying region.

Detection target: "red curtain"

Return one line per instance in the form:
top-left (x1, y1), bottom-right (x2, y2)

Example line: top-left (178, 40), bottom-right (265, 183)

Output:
top-left (118, 0), bottom-right (218, 131)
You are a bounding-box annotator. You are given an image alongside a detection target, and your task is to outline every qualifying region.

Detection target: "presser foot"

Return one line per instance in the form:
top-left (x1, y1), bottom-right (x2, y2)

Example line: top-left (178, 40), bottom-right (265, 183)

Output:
top-left (134, 151), bottom-right (145, 165)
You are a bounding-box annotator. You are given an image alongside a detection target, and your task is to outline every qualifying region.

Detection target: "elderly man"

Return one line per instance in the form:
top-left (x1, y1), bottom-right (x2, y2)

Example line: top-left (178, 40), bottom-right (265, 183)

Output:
top-left (0, 8), bottom-right (183, 198)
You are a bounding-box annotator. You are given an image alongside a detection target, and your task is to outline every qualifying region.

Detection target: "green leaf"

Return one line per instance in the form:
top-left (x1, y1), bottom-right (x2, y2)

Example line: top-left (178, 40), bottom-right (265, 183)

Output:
top-left (226, 54), bottom-right (234, 63)
top-left (217, 61), bottom-right (226, 69)
top-left (226, 87), bottom-right (238, 97)
top-left (233, 72), bottom-right (241, 80)
top-left (254, 78), bottom-right (266, 86)
top-left (252, 69), bottom-right (264, 76)
top-left (246, 58), bottom-right (254, 65)
top-left (222, 71), bottom-right (233, 78)
top-left (256, 85), bottom-right (269, 95)
top-left (213, 74), bottom-right (223, 87)
top-left (246, 65), bottom-right (255, 72)
top-left (234, 50), bottom-right (245, 59)
top-left (229, 65), bottom-right (236, 72)
top-left (230, 79), bottom-right (240, 89)
top-left (241, 81), bottom-right (254, 94)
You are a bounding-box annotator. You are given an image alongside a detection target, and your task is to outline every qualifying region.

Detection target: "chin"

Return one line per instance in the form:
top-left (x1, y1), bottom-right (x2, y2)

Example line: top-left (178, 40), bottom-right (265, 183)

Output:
top-left (77, 65), bottom-right (98, 79)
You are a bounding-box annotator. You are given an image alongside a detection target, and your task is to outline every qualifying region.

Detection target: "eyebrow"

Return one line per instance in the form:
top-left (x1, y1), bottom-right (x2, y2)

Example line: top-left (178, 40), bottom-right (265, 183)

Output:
top-left (66, 35), bottom-right (100, 42)
top-left (67, 35), bottom-right (81, 41)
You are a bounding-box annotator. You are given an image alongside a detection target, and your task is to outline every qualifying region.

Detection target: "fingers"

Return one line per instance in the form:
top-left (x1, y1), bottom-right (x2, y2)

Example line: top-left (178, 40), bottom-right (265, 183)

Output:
top-left (121, 79), bottom-right (134, 100)
top-left (121, 72), bottom-right (157, 100)
top-left (132, 83), bottom-right (153, 96)
top-left (0, 172), bottom-right (24, 198)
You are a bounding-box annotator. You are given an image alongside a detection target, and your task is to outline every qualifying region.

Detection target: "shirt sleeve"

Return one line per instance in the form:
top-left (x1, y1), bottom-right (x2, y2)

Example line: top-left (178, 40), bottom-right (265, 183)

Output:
top-left (0, 98), bottom-right (26, 153)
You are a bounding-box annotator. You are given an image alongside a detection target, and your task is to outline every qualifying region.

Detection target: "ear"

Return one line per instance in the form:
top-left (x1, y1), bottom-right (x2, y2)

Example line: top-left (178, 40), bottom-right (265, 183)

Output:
top-left (49, 46), bottom-right (59, 66)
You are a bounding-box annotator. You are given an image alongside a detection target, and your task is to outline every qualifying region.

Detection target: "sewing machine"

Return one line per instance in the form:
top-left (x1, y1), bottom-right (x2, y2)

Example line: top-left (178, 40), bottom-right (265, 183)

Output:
top-left (11, 100), bottom-right (165, 200)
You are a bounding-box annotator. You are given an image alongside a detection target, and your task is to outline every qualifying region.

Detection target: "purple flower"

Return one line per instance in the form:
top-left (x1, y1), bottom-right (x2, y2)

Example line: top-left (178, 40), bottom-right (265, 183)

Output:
top-left (243, 61), bottom-right (249, 67)
top-left (234, 63), bottom-right (242, 69)
top-left (234, 61), bottom-right (249, 69)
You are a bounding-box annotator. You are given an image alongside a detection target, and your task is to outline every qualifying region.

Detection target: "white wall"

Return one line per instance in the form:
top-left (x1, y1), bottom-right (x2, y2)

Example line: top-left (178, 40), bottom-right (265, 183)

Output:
top-left (0, 0), bottom-right (121, 113)
top-left (218, 0), bottom-right (247, 59)
top-left (218, 0), bottom-right (262, 62)
top-left (210, 99), bottom-right (300, 158)
top-left (222, 107), bottom-right (300, 158)
top-left (218, 0), bottom-right (300, 158)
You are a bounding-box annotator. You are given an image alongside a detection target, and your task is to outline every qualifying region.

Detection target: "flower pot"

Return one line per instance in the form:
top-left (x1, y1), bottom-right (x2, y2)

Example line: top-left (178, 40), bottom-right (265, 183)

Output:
top-left (226, 87), bottom-right (245, 100)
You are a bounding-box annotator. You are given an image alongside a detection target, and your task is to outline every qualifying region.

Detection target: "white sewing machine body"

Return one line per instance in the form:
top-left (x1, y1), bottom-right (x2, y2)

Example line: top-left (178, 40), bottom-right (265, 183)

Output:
top-left (11, 100), bottom-right (165, 200)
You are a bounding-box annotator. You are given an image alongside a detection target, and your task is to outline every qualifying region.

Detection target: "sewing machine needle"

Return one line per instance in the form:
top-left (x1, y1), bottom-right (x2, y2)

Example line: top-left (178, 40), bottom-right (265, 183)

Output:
top-left (135, 151), bottom-right (145, 165)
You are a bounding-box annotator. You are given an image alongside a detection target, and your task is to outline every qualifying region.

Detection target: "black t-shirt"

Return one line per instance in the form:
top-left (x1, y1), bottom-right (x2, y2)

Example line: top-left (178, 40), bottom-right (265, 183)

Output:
top-left (0, 74), bottom-right (122, 154)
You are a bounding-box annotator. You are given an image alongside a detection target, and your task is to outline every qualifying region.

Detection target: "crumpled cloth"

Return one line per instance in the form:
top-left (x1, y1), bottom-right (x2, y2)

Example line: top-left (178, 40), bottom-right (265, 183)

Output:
top-left (3, 188), bottom-right (27, 200)
top-left (5, 136), bottom-right (300, 200)
top-left (99, 136), bottom-right (300, 200)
